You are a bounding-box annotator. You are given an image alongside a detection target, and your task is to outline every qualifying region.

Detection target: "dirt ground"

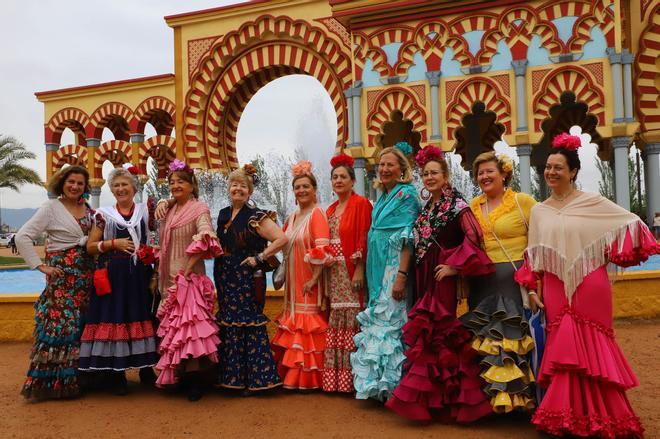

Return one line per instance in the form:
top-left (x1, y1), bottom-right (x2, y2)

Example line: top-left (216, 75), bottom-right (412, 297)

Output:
top-left (0, 245), bottom-right (43, 260)
top-left (0, 319), bottom-right (658, 439)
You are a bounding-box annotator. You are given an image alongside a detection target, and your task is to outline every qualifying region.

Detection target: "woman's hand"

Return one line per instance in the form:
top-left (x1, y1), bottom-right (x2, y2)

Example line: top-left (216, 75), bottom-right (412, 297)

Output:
top-left (528, 292), bottom-right (545, 313)
top-left (114, 238), bottom-right (135, 254)
top-left (240, 256), bottom-right (258, 268)
top-left (38, 264), bottom-right (64, 278)
top-left (303, 279), bottom-right (317, 295)
top-left (434, 264), bottom-right (457, 282)
top-left (155, 200), bottom-right (171, 220)
top-left (351, 269), bottom-right (365, 292)
top-left (391, 273), bottom-right (407, 301)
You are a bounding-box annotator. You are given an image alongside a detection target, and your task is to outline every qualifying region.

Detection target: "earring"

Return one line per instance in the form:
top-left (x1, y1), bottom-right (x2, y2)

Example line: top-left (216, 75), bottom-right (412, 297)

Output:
top-left (246, 198), bottom-right (256, 209)
top-left (420, 188), bottom-right (431, 201)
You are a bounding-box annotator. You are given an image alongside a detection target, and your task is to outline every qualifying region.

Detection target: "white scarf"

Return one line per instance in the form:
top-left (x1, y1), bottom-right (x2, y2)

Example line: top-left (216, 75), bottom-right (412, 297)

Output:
top-left (98, 202), bottom-right (149, 263)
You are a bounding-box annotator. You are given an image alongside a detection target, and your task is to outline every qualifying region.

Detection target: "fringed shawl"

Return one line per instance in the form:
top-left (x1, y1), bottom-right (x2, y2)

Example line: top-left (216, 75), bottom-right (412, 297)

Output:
top-left (527, 192), bottom-right (645, 302)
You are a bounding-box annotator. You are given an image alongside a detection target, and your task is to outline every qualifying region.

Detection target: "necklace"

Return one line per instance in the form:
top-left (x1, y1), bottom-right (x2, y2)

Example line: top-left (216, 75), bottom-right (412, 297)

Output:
top-left (550, 188), bottom-right (574, 202)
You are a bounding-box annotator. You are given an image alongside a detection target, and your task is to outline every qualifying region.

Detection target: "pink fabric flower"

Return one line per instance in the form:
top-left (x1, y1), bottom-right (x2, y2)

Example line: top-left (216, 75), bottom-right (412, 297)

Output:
top-left (552, 133), bottom-right (582, 151)
top-left (291, 160), bottom-right (313, 177)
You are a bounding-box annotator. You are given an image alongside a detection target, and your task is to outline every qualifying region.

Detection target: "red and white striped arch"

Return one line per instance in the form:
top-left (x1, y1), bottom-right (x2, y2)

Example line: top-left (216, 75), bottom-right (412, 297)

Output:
top-left (366, 87), bottom-right (427, 147)
top-left (45, 107), bottom-right (91, 145)
top-left (139, 135), bottom-right (176, 177)
top-left (445, 78), bottom-right (512, 142)
top-left (94, 140), bottom-right (132, 178)
top-left (634, 4), bottom-right (660, 135)
top-left (52, 144), bottom-right (88, 172)
top-left (532, 66), bottom-right (606, 131)
top-left (90, 102), bottom-right (135, 140)
top-left (183, 14), bottom-right (352, 170)
top-left (134, 96), bottom-right (175, 135)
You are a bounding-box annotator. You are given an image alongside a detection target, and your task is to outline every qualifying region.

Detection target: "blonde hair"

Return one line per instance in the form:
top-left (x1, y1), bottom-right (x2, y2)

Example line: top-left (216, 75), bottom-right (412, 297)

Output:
top-left (374, 146), bottom-right (413, 190)
top-left (228, 168), bottom-right (254, 194)
top-left (472, 151), bottom-right (513, 186)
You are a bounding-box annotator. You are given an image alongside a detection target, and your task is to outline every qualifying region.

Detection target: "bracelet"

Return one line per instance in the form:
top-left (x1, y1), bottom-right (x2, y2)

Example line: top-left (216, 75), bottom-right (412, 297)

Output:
top-left (111, 238), bottom-right (116, 250)
top-left (398, 270), bottom-right (408, 277)
top-left (97, 241), bottom-right (105, 254)
top-left (528, 291), bottom-right (538, 296)
top-left (255, 253), bottom-right (264, 264)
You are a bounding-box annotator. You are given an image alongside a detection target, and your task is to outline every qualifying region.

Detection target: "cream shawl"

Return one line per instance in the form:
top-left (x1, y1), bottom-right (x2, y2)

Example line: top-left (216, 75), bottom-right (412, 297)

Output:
top-left (527, 191), bottom-right (645, 302)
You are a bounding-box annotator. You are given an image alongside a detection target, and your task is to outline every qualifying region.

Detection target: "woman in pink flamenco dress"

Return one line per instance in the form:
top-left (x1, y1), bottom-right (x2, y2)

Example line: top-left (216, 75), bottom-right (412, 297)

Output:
top-left (271, 161), bottom-right (331, 390)
top-left (516, 133), bottom-right (659, 438)
top-left (154, 160), bottom-right (223, 401)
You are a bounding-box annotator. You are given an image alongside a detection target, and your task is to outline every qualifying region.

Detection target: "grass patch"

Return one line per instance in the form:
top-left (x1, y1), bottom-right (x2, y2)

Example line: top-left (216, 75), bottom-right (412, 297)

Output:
top-left (0, 256), bottom-right (25, 265)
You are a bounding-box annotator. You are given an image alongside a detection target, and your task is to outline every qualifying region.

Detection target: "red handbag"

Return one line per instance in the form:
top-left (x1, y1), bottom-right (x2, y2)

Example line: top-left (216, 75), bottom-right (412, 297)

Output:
top-left (93, 267), bottom-right (112, 296)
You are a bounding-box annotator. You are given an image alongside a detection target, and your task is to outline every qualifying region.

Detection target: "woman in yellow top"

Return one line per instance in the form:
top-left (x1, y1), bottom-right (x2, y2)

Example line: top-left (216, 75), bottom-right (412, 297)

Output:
top-left (460, 151), bottom-right (542, 414)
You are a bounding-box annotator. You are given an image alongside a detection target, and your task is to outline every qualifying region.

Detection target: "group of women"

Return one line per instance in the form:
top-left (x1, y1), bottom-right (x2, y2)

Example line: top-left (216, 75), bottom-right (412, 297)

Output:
top-left (15, 132), bottom-right (658, 438)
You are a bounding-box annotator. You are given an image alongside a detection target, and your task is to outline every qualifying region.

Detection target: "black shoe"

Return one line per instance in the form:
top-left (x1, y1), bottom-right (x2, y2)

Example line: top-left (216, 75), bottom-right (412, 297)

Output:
top-left (187, 383), bottom-right (203, 402)
top-left (139, 367), bottom-right (157, 386)
top-left (113, 372), bottom-right (128, 396)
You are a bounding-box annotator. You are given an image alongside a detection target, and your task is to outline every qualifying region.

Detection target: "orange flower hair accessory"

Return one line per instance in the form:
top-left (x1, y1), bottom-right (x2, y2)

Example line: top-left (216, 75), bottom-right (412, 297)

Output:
top-left (291, 160), bottom-right (313, 178)
top-left (330, 153), bottom-right (354, 169)
top-left (242, 163), bottom-right (260, 186)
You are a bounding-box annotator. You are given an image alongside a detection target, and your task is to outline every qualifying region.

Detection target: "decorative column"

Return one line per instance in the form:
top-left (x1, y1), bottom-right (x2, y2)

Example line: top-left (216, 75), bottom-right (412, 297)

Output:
top-left (351, 81), bottom-right (363, 146)
top-left (45, 143), bottom-right (59, 180)
top-left (86, 137), bottom-right (101, 182)
top-left (344, 88), bottom-right (355, 145)
top-left (130, 133), bottom-right (146, 202)
top-left (512, 60), bottom-right (529, 131)
top-left (621, 50), bottom-right (634, 122)
top-left (90, 186), bottom-right (102, 209)
top-left (367, 170), bottom-right (377, 201)
top-left (354, 158), bottom-right (367, 196)
top-left (644, 143), bottom-right (660, 224)
top-left (425, 71), bottom-right (442, 140)
top-left (612, 136), bottom-right (631, 210)
top-left (516, 144), bottom-right (533, 194)
top-left (607, 48), bottom-right (625, 123)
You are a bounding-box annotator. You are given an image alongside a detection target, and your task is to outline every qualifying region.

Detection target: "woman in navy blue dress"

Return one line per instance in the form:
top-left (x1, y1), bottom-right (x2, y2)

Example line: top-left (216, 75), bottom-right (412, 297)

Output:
top-left (214, 165), bottom-right (288, 394)
top-left (80, 166), bottom-right (159, 394)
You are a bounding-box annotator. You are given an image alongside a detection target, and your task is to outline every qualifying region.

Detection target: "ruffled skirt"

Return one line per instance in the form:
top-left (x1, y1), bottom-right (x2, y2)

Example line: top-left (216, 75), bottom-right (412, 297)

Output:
top-left (155, 273), bottom-right (220, 387)
top-left (271, 310), bottom-right (327, 390)
top-left (531, 268), bottom-right (643, 438)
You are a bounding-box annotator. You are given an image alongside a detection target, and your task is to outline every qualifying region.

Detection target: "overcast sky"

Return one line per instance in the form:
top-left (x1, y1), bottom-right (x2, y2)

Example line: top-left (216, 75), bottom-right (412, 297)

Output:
top-left (0, 0), bottom-right (641, 211)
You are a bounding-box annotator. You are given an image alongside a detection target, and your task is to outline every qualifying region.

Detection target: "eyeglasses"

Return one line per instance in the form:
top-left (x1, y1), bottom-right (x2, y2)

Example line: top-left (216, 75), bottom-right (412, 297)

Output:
top-left (422, 170), bottom-right (443, 178)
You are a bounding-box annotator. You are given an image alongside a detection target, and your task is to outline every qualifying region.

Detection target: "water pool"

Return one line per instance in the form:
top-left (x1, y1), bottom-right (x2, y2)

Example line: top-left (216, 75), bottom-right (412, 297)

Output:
top-left (0, 259), bottom-right (276, 294)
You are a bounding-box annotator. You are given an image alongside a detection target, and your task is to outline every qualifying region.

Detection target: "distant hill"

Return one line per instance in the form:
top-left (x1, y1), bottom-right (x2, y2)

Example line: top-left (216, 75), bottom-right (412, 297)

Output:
top-left (1, 208), bottom-right (38, 231)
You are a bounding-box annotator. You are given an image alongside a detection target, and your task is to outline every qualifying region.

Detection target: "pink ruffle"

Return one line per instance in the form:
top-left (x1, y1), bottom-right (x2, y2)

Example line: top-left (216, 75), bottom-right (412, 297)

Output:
top-left (155, 273), bottom-right (220, 387)
top-left (386, 292), bottom-right (491, 423)
top-left (442, 239), bottom-right (494, 276)
top-left (514, 258), bottom-right (540, 290)
top-left (609, 223), bottom-right (660, 267)
top-left (538, 306), bottom-right (639, 389)
top-left (185, 233), bottom-right (223, 259)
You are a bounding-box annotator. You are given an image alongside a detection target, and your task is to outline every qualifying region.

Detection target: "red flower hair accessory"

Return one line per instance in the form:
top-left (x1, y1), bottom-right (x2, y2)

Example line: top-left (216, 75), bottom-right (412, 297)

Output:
top-left (330, 153), bottom-right (355, 169)
top-left (415, 145), bottom-right (445, 168)
top-left (122, 163), bottom-right (140, 175)
top-left (291, 160), bottom-right (313, 177)
top-left (552, 133), bottom-right (582, 151)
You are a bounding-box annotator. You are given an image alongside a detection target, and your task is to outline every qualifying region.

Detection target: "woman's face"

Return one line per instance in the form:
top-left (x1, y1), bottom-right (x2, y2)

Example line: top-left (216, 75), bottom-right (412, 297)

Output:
top-left (62, 173), bottom-right (87, 202)
top-left (378, 153), bottom-right (402, 189)
top-left (169, 173), bottom-right (194, 201)
top-left (421, 161), bottom-right (447, 194)
top-left (476, 160), bottom-right (505, 196)
top-left (544, 153), bottom-right (576, 191)
top-left (293, 176), bottom-right (316, 207)
top-left (331, 166), bottom-right (354, 196)
top-left (229, 178), bottom-right (251, 205)
top-left (111, 176), bottom-right (136, 206)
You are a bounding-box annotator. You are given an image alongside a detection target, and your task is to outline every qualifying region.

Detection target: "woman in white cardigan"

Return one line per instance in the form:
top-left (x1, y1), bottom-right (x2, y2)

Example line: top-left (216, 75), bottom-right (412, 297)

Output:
top-left (16, 165), bottom-right (95, 400)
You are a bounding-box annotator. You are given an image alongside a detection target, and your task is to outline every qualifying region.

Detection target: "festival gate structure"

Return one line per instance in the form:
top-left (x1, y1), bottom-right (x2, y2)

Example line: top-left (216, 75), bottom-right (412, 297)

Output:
top-left (36, 0), bottom-right (660, 221)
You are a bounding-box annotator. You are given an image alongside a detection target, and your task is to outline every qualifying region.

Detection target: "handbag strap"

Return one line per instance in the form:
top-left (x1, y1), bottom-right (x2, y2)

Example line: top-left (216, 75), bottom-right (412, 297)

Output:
top-left (484, 194), bottom-right (521, 271)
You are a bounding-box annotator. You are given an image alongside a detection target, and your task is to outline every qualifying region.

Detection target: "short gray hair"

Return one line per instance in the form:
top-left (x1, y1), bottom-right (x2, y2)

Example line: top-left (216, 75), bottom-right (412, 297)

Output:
top-left (108, 167), bottom-right (138, 192)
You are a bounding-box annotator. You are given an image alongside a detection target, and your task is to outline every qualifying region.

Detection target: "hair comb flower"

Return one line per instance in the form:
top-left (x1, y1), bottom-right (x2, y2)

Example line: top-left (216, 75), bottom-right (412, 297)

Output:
top-left (415, 146), bottom-right (444, 168)
top-left (552, 133), bottom-right (582, 151)
top-left (394, 141), bottom-right (413, 156)
top-left (121, 163), bottom-right (140, 176)
top-left (496, 153), bottom-right (514, 174)
top-left (330, 153), bottom-right (355, 169)
top-left (242, 163), bottom-right (260, 186)
top-left (291, 160), bottom-right (313, 177)
top-left (168, 159), bottom-right (193, 176)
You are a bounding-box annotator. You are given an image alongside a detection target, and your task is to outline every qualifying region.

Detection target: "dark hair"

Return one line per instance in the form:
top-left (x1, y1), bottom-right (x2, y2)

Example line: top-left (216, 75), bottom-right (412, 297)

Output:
top-left (168, 170), bottom-right (199, 198)
top-left (547, 148), bottom-right (581, 181)
top-left (292, 173), bottom-right (318, 189)
top-left (47, 165), bottom-right (90, 196)
top-left (330, 165), bottom-right (356, 182)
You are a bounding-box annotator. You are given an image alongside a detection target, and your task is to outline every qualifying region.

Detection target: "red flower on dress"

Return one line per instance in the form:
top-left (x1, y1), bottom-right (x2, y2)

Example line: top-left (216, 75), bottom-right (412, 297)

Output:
top-left (136, 244), bottom-right (156, 265)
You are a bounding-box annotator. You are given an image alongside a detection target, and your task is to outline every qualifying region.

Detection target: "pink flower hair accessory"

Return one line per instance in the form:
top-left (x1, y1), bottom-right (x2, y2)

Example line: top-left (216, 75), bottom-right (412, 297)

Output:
top-left (291, 160), bottom-right (313, 177)
top-left (168, 159), bottom-right (193, 176)
top-left (552, 133), bottom-right (582, 151)
top-left (415, 145), bottom-right (445, 168)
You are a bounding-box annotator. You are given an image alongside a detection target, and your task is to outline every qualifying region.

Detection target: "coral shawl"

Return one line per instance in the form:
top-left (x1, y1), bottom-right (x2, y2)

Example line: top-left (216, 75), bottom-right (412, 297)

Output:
top-left (158, 199), bottom-right (210, 286)
top-left (326, 193), bottom-right (373, 306)
top-left (527, 192), bottom-right (658, 302)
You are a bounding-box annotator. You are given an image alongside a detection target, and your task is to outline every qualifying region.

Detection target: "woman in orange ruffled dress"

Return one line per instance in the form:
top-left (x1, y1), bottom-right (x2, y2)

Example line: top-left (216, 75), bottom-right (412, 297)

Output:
top-left (154, 160), bottom-right (223, 401)
top-left (516, 133), bottom-right (658, 438)
top-left (271, 161), bottom-right (331, 390)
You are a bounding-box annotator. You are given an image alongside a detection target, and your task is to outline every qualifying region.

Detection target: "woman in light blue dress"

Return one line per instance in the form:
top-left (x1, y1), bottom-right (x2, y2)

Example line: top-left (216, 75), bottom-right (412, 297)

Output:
top-left (350, 143), bottom-right (421, 401)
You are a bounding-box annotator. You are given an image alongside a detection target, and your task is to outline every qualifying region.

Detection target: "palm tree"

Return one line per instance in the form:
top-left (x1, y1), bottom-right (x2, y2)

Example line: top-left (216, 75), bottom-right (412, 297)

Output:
top-left (0, 135), bottom-right (42, 191)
